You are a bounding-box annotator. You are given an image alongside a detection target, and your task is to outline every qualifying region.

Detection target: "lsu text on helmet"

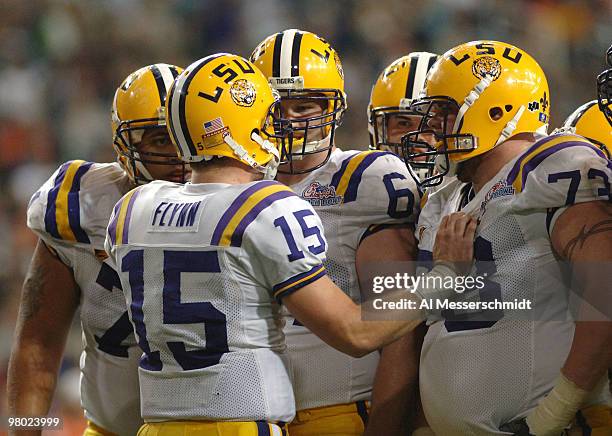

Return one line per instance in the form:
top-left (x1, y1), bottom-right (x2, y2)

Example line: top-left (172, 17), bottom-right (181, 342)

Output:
top-left (403, 40), bottom-right (549, 188)
top-left (166, 53), bottom-right (281, 180)
top-left (560, 100), bottom-right (611, 159)
top-left (250, 29), bottom-right (347, 174)
top-left (368, 52), bottom-right (439, 180)
top-left (112, 63), bottom-right (188, 184)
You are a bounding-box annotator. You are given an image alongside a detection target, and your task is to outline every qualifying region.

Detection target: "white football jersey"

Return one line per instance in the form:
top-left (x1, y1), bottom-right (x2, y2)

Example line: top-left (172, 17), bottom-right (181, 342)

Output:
top-left (105, 179), bottom-right (328, 423)
top-left (416, 134), bottom-right (612, 435)
top-left (27, 160), bottom-right (141, 435)
top-left (283, 148), bottom-right (420, 410)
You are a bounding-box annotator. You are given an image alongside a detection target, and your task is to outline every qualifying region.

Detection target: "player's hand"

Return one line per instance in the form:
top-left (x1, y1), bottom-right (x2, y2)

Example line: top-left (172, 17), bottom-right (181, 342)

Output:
top-left (432, 212), bottom-right (477, 274)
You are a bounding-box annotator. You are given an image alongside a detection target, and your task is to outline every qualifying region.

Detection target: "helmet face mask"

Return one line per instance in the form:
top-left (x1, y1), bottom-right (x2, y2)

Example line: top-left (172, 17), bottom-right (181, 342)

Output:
top-left (597, 44), bottom-right (612, 128)
top-left (403, 97), bottom-right (476, 187)
top-left (370, 107), bottom-right (424, 155)
top-left (597, 69), bottom-right (612, 128)
top-left (263, 89), bottom-right (343, 174)
top-left (112, 64), bottom-right (188, 184)
top-left (113, 117), bottom-right (188, 184)
top-left (251, 29), bottom-right (347, 174)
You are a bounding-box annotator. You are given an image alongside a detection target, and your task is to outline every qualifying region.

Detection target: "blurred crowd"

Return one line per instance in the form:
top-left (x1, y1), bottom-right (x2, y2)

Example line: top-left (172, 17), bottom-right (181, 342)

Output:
top-left (0, 0), bottom-right (609, 433)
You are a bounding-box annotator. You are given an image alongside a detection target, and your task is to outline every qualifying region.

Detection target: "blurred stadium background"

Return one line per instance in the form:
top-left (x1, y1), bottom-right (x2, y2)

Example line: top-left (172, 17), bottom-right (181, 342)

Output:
top-left (0, 0), bottom-right (610, 433)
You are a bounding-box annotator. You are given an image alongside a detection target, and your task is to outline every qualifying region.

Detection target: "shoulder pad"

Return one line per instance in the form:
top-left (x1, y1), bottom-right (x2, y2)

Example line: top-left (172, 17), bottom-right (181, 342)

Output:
top-left (330, 150), bottom-right (401, 204)
top-left (506, 133), bottom-right (611, 208)
top-left (210, 180), bottom-right (298, 247)
top-left (506, 133), bottom-right (609, 193)
top-left (28, 161), bottom-right (128, 247)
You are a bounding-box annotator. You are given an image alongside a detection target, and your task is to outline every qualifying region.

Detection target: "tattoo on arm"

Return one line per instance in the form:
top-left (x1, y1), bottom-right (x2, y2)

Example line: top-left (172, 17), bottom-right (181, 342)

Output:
top-left (19, 241), bottom-right (75, 321)
top-left (562, 218), bottom-right (612, 260)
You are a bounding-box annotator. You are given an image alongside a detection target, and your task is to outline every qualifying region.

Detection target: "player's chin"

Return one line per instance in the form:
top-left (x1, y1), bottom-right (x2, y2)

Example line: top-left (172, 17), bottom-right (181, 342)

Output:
top-left (456, 157), bottom-right (478, 182)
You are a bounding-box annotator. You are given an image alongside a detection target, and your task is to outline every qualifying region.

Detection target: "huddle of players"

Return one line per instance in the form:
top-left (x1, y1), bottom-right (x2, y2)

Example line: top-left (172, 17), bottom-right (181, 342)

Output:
top-left (7, 29), bottom-right (612, 436)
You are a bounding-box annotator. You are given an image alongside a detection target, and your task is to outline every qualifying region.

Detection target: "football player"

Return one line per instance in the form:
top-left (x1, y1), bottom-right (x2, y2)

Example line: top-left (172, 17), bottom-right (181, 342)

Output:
top-left (404, 41), bottom-right (612, 435)
top-left (105, 53), bottom-right (475, 436)
top-left (250, 32), bottom-right (433, 435)
top-left (8, 63), bottom-right (187, 436)
top-left (558, 100), bottom-right (610, 159)
top-left (366, 52), bottom-right (440, 435)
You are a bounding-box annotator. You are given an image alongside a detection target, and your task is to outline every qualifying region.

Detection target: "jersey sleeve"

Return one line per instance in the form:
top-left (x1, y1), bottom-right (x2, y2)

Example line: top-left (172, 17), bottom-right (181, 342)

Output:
top-left (507, 134), bottom-right (612, 232)
top-left (103, 195), bottom-right (125, 271)
top-left (330, 150), bottom-right (421, 248)
top-left (27, 160), bottom-right (127, 250)
top-left (235, 183), bottom-right (328, 303)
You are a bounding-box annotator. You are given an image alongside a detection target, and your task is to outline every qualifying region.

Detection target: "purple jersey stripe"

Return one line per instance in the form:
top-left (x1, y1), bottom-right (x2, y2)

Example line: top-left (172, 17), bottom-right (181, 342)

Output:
top-left (519, 142), bottom-right (605, 190)
top-left (273, 265), bottom-right (327, 304)
top-left (66, 162), bottom-right (93, 243)
top-left (272, 263), bottom-right (324, 294)
top-left (211, 180), bottom-right (280, 245)
top-left (506, 134), bottom-right (566, 184)
top-left (343, 151), bottom-right (393, 203)
top-left (44, 161), bottom-right (72, 239)
top-left (108, 201), bottom-right (122, 246)
top-left (330, 152), bottom-right (358, 189)
top-left (121, 188), bottom-right (142, 245)
top-left (229, 189), bottom-right (296, 247)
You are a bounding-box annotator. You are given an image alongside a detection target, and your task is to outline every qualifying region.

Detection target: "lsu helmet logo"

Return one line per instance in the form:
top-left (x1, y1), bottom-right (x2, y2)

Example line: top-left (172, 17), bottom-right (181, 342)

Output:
top-left (230, 79), bottom-right (256, 107)
top-left (472, 56), bottom-right (502, 81)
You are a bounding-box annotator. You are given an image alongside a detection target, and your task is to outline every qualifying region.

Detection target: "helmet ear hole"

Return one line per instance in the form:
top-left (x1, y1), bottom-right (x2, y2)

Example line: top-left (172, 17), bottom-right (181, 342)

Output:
top-left (489, 107), bottom-right (503, 121)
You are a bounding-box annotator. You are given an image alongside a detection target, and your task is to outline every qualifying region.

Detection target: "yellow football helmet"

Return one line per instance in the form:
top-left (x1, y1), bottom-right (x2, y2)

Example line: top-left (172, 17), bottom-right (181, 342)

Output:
top-left (250, 29), bottom-right (347, 173)
top-left (561, 100), bottom-right (611, 158)
top-left (111, 63), bottom-right (186, 184)
top-left (368, 52), bottom-right (439, 180)
top-left (597, 44), bottom-right (612, 127)
top-left (404, 41), bottom-right (550, 187)
top-left (165, 53), bottom-right (281, 179)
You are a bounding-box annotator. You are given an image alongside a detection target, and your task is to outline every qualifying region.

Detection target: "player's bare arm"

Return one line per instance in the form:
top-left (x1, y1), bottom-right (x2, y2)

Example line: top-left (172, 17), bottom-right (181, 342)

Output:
top-left (357, 226), bottom-right (423, 436)
top-left (283, 213), bottom-right (477, 357)
top-left (7, 240), bottom-right (80, 436)
top-left (552, 200), bottom-right (612, 389)
top-left (512, 200), bottom-right (612, 436)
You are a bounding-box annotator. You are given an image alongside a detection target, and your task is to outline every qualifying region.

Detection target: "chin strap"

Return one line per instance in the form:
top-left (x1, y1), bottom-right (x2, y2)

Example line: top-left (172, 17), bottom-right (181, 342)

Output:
top-left (494, 105), bottom-right (525, 147)
top-left (133, 153), bottom-right (154, 183)
top-left (223, 132), bottom-right (280, 180)
top-left (290, 131), bottom-right (332, 160)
